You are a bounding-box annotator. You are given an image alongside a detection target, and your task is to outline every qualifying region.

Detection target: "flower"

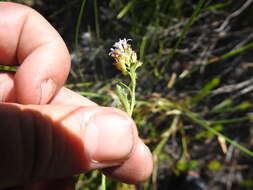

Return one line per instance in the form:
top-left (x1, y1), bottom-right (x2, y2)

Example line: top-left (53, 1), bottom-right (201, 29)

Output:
top-left (109, 38), bottom-right (141, 75)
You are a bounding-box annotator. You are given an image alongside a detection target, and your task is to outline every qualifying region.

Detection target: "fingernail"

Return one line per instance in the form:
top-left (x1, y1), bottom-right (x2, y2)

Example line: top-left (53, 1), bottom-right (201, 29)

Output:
top-left (40, 79), bottom-right (57, 104)
top-left (84, 112), bottom-right (134, 166)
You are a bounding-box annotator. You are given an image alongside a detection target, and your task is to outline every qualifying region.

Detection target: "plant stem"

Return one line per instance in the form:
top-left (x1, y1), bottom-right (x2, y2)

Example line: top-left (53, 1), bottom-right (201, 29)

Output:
top-left (101, 174), bottom-right (106, 190)
top-left (129, 72), bottom-right (136, 116)
top-left (75, 0), bottom-right (87, 80)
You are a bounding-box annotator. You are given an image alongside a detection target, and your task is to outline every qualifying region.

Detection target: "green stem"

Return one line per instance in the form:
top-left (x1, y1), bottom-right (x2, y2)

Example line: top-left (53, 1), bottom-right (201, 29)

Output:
top-left (93, 0), bottom-right (100, 39)
top-left (0, 65), bottom-right (18, 72)
top-left (75, 0), bottom-right (87, 80)
top-left (101, 174), bottom-right (106, 190)
top-left (129, 72), bottom-right (136, 116)
top-left (210, 116), bottom-right (253, 125)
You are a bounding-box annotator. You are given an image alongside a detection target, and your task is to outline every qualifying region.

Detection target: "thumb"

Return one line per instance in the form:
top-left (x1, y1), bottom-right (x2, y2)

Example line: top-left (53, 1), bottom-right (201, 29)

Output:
top-left (0, 103), bottom-right (136, 189)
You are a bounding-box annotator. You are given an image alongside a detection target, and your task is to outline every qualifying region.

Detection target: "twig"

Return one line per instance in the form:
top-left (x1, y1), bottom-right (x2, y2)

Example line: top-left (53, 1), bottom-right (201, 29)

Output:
top-left (234, 84), bottom-right (253, 98)
top-left (212, 78), bottom-right (253, 95)
top-left (216, 0), bottom-right (253, 32)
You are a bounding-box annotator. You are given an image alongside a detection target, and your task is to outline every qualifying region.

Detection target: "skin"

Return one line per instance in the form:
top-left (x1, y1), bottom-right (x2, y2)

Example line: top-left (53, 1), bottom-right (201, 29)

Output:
top-left (0, 2), bottom-right (153, 190)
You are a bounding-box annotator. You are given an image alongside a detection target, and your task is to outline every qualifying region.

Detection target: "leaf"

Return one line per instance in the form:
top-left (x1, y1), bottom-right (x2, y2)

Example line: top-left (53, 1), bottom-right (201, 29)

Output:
top-left (118, 81), bottom-right (131, 93)
top-left (116, 84), bottom-right (131, 114)
top-left (208, 160), bottom-right (221, 171)
top-left (190, 78), bottom-right (220, 105)
top-left (176, 159), bottom-right (199, 172)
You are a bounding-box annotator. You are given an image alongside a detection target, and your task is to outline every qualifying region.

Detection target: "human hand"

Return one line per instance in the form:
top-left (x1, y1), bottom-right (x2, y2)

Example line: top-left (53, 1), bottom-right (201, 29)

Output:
top-left (0, 2), bottom-right (153, 190)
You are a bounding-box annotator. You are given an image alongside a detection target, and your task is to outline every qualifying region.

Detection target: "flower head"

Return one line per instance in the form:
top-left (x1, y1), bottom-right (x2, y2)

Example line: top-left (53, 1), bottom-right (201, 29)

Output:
top-left (109, 38), bottom-right (141, 75)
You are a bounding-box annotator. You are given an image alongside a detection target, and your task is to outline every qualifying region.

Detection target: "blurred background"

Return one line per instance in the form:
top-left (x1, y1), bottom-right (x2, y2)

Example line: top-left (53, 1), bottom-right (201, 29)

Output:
top-left (2, 0), bottom-right (253, 189)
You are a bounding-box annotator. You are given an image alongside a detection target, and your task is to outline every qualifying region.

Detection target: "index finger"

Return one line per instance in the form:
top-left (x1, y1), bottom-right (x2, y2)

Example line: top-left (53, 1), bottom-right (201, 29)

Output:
top-left (0, 2), bottom-right (70, 104)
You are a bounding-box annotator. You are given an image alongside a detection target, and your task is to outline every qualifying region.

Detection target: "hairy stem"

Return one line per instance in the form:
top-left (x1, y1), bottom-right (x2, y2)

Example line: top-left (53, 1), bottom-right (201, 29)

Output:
top-left (129, 72), bottom-right (136, 116)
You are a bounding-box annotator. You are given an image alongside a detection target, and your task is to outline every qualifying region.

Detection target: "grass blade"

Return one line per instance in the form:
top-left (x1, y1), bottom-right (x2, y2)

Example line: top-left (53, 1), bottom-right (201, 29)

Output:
top-left (190, 78), bottom-right (220, 105)
top-left (117, 0), bottom-right (136, 19)
top-left (101, 174), bottom-right (106, 190)
top-left (161, 0), bottom-right (207, 72)
top-left (75, 0), bottom-right (87, 80)
top-left (93, 0), bottom-right (100, 39)
top-left (183, 110), bottom-right (253, 157)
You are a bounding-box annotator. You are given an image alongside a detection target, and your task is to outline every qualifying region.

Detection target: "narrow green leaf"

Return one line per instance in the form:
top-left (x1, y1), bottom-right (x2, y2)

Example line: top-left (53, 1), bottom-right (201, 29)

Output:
top-left (75, 0), bottom-right (87, 80)
top-left (0, 65), bottom-right (18, 72)
top-left (190, 78), bottom-right (220, 105)
top-left (93, 0), bottom-right (100, 39)
top-left (140, 35), bottom-right (148, 61)
top-left (210, 98), bottom-right (233, 113)
top-left (204, 2), bottom-right (231, 11)
top-left (117, 0), bottom-right (136, 19)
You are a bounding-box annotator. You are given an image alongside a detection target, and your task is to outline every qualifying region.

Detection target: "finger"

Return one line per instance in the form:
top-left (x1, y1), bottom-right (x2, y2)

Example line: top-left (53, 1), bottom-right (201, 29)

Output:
top-left (0, 72), bottom-right (96, 106)
top-left (103, 139), bottom-right (153, 184)
top-left (49, 87), bottom-right (97, 106)
top-left (0, 103), bottom-right (137, 188)
top-left (0, 72), bottom-right (15, 102)
top-left (0, 2), bottom-right (70, 104)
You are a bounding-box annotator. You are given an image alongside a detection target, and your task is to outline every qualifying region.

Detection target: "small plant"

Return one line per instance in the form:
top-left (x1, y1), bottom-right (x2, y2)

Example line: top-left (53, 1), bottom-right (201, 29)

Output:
top-left (109, 38), bottom-right (142, 116)
top-left (98, 39), bottom-right (142, 189)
